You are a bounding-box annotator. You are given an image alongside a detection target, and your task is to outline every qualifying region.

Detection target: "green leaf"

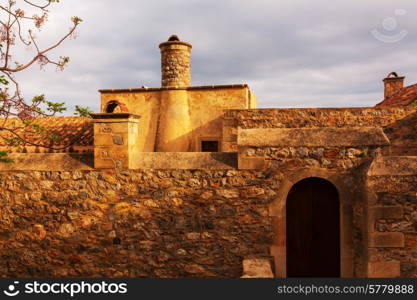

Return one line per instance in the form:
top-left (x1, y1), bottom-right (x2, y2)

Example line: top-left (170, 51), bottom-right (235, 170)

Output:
top-left (0, 150), bottom-right (14, 163)
top-left (0, 75), bottom-right (9, 85)
top-left (2, 136), bottom-right (25, 147)
top-left (74, 105), bottom-right (93, 118)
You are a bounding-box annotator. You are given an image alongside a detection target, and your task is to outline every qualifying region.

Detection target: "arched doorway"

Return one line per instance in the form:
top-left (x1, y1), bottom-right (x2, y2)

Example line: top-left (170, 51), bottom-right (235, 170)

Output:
top-left (286, 177), bottom-right (340, 277)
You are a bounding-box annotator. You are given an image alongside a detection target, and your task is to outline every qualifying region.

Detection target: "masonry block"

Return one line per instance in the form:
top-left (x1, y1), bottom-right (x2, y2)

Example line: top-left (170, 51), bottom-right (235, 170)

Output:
top-left (368, 261), bottom-right (401, 278)
top-left (238, 157), bottom-right (269, 170)
top-left (369, 232), bottom-right (404, 248)
top-left (222, 142), bottom-right (237, 153)
top-left (370, 206), bottom-right (404, 220)
top-left (241, 258), bottom-right (274, 278)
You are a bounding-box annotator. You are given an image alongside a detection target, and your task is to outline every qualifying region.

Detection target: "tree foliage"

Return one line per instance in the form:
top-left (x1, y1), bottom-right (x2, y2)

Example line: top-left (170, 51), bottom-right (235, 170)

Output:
top-left (0, 0), bottom-right (83, 156)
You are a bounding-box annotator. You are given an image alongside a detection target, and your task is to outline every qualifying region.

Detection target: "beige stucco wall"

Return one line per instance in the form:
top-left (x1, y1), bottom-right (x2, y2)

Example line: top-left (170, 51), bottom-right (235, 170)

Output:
top-left (187, 87), bottom-right (251, 151)
top-left (100, 86), bottom-right (254, 152)
top-left (101, 91), bottom-right (160, 152)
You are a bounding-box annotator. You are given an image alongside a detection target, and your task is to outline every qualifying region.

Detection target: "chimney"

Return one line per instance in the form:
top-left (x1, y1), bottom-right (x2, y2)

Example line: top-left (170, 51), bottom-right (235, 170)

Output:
top-left (159, 35), bottom-right (192, 88)
top-left (383, 72), bottom-right (405, 99)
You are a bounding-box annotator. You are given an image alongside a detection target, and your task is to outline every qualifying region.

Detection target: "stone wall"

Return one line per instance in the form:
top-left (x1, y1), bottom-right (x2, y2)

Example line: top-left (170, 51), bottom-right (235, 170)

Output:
top-left (222, 107), bottom-right (417, 153)
top-left (1, 163), bottom-right (415, 277)
top-left (236, 127), bottom-right (389, 171)
top-left (367, 157), bottom-right (417, 277)
top-left (225, 107), bottom-right (416, 129)
top-left (383, 111), bottom-right (417, 156)
top-left (0, 169), bottom-right (278, 277)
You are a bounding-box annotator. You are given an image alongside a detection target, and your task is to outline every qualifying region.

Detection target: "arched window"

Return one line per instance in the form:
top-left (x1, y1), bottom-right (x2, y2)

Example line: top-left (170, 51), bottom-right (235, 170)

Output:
top-left (106, 101), bottom-right (121, 113)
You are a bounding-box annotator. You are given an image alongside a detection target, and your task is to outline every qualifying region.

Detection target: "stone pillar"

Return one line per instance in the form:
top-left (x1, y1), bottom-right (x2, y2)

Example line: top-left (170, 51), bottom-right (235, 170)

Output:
top-left (159, 35), bottom-right (192, 88)
top-left (92, 113), bottom-right (140, 169)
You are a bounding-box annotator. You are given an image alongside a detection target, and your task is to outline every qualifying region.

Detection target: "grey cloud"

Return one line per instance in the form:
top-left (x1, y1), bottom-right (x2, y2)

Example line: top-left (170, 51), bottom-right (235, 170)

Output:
top-left (11, 0), bottom-right (417, 113)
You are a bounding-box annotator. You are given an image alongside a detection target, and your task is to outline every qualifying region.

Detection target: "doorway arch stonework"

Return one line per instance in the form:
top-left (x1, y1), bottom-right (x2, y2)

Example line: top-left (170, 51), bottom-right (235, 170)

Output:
top-left (269, 168), bottom-right (356, 278)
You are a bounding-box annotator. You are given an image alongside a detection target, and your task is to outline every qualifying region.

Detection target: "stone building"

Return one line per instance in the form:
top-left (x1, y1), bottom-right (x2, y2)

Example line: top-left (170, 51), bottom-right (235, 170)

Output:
top-left (0, 35), bottom-right (417, 278)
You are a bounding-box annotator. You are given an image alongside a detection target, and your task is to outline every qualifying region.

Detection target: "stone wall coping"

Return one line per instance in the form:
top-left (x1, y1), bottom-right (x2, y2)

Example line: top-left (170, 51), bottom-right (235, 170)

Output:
top-left (130, 152), bottom-right (238, 170)
top-left (225, 107), bottom-right (416, 112)
top-left (98, 84), bottom-right (249, 94)
top-left (0, 153), bottom-right (93, 171)
top-left (238, 127), bottom-right (390, 147)
top-left (383, 76), bottom-right (405, 82)
top-left (0, 153), bottom-right (240, 171)
top-left (159, 40), bottom-right (192, 49)
top-left (224, 106), bottom-right (416, 116)
top-left (91, 113), bottom-right (141, 122)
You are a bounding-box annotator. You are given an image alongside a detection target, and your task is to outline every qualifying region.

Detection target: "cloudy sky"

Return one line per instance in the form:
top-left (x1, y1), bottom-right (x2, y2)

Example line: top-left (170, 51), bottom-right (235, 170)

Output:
top-left (12, 0), bottom-right (417, 113)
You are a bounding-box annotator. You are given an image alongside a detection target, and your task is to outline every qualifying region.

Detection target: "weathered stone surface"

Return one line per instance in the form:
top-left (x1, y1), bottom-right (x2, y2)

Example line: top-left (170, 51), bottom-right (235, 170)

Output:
top-left (225, 107), bottom-right (415, 129)
top-left (241, 258), bottom-right (274, 278)
top-left (32, 224), bottom-right (46, 240)
top-left (0, 154), bottom-right (93, 171)
top-left (238, 128), bottom-right (390, 147)
top-left (369, 232), bottom-right (405, 248)
top-left (160, 39), bottom-right (191, 88)
top-left (130, 152), bottom-right (237, 169)
top-left (0, 169), bottom-right (276, 278)
top-left (370, 206), bottom-right (404, 221)
top-left (368, 156), bottom-right (417, 176)
top-left (368, 261), bottom-right (401, 278)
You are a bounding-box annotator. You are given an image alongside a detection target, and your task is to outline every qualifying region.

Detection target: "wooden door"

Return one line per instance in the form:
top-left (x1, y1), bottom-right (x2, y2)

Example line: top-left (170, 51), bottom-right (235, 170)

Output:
top-left (286, 177), bottom-right (340, 277)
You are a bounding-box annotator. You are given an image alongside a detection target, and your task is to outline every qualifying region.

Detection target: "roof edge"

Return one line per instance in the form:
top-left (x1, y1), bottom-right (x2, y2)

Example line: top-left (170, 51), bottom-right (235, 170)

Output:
top-left (99, 84), bottom-right (249, 94)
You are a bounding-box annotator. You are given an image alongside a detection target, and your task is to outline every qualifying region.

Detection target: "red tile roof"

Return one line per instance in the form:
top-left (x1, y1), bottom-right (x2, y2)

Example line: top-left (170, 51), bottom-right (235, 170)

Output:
top-left (0, 116), bottom-right (93, 148)
top-left (376, 83), bottom-right (417, 107)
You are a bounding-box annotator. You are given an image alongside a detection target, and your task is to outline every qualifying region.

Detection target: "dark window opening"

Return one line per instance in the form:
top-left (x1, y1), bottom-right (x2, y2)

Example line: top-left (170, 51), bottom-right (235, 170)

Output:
top-left (106, 102), bottom-right (120, 113)
top-left (201, 141), bottom-right (219, 152)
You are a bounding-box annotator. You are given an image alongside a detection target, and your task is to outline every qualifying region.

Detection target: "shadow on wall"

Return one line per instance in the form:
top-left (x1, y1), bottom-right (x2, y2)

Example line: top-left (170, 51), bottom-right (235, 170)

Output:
top-left (155, 116), bottom-right (224, 153)
top-left (384, 111), bottom-right (417, 156)
top-left (0, 153), bottom-right (93, 171)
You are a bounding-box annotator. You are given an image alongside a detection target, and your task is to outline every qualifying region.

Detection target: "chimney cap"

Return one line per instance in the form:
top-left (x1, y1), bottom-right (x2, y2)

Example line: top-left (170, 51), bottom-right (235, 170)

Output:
top-left (383, 72), bottom-right (405, 82)
top-left (387, 72), bottom-right (399, 78)
top-left (168, 35), bottom-right (180, 41)
top-left (159, 35), bottom-right (192, 49)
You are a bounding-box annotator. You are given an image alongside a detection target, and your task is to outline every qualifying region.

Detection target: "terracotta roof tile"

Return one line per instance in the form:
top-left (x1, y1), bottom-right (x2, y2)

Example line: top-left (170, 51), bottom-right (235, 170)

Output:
top-left (0, 116), bottom-right (93, 148)
top-left (376, 83), bottom-right (417, 107)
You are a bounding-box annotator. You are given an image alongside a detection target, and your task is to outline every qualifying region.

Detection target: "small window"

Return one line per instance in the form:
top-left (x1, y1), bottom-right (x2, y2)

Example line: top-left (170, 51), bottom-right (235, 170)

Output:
top-left (201, 141), bottom-right (219, 152)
